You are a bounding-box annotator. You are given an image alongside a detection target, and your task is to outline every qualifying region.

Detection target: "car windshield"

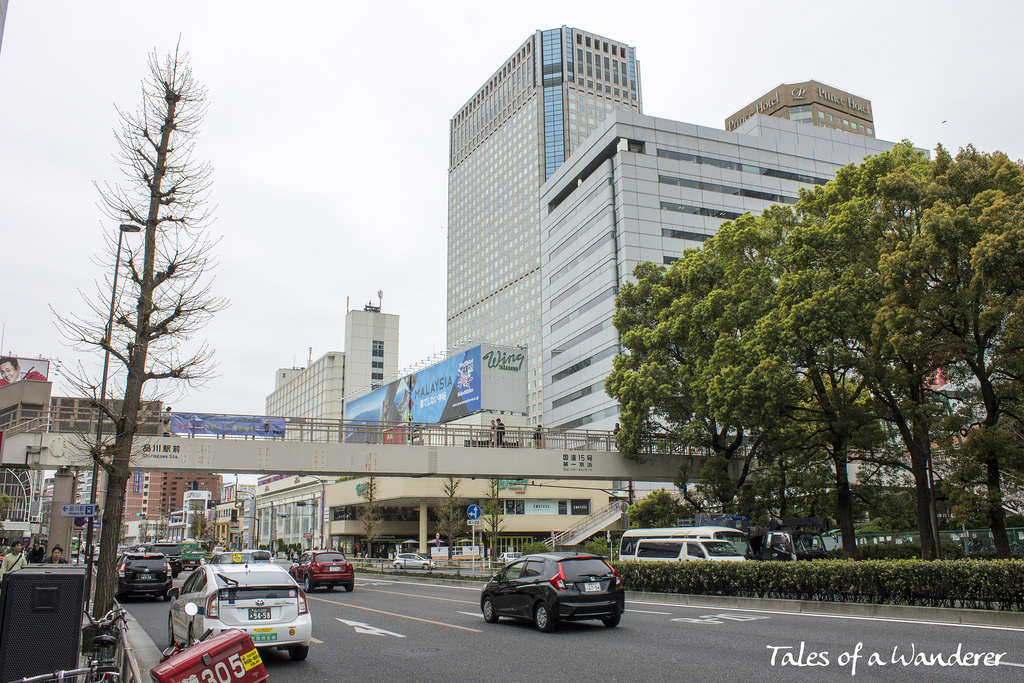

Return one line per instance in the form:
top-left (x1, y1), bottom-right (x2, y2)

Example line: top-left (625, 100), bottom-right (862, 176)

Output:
top-left (221, 586), bottom-right (297, 600)
top-left (703, 541), bottom-right (743, 557)
top-left (210, 553), bottom-right (253, 564)
top-left (122, 556), bottom-right (166, 570)
top-left (559, 557), bottom-right (614, 580)
top-left (314, 552), bottom-right (347, 563)
top-left (151, 545), bottom-right (180, 555)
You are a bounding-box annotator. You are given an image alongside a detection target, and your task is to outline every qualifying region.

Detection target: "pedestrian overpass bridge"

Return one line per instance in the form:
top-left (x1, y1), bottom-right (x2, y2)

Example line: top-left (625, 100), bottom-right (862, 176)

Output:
top-left (0, 413), bottom-right (717, 483)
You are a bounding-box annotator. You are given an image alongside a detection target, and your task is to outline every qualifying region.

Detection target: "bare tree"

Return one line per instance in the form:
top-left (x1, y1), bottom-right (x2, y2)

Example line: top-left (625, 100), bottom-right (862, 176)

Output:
top-left (434, 478), bottom-right (465, 561)
top-left (358, 477), bottom-right (382, 558)
top-left (482, 479), bottom-right (505, 563)
top-left (56, 43), bottom-right (225, 617)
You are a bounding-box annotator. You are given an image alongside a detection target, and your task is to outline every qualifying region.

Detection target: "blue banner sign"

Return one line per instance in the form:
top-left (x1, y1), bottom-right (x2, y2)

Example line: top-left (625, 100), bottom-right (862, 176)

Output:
top-left (345, 347), bottom-right (482, 435)
top-left (170, 413), bottom-right (286, 437)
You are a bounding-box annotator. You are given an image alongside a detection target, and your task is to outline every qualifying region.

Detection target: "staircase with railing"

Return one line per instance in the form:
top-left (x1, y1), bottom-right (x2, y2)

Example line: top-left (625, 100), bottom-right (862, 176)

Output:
top-left (546, 500), bottom-right (627, 548)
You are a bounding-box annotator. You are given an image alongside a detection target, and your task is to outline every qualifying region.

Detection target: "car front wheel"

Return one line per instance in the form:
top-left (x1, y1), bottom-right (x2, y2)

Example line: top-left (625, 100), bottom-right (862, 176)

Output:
top-left (535, 602), bottom-right (557, 633)
top-left (482, 597), bottom-right (498, 624)
top-left (304, 575), bottom-right (315, 592)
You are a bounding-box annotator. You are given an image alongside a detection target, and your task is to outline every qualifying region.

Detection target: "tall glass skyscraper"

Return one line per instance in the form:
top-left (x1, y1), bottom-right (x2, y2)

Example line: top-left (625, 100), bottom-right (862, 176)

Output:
top-left (447, 27), bottom-right (642, 424)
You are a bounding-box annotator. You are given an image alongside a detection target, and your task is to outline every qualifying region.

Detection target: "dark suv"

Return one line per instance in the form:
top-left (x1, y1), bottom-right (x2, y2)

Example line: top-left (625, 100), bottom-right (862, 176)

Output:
top-left (480, 552), bottom-right (624, 632)
top-left (136, 542), bottom-right (182, 577)
top-left (116, 551), bottom-right (173, 601)
top-left (289, 550), bottom-right (354, 592)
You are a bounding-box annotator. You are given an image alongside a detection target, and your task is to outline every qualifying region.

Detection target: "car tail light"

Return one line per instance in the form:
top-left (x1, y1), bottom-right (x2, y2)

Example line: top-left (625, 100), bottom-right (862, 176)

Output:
top-left (609, 565), bottom-right (623, 590)
top-left (206, 591), bottom-right (220, 619)
top-left (310, 561), bottom-right (319, 571)
top-left (166, 563), bottom-right (173, 573)
top-left (549, 565), bottom-right (567, 591)
top-left (118, 564), bottom-right (125, 577)
top-left (297, 590), bottom-right (309, 615)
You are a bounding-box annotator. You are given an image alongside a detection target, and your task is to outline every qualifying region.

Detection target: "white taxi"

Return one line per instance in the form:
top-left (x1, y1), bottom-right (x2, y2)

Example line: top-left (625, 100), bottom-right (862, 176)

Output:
top-left (168, 562), bottom-right (313, 660)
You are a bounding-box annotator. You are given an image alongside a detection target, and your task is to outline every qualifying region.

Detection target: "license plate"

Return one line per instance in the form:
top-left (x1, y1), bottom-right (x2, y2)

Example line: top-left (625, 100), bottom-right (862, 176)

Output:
top-left (584, 582), bottom-right (601, 592)
top-left (139, 574), bottom-right (152, 580)
top-left (330, 566), bottom-right (341, 571)
top-left (249, 607), bottom-right (272, 620)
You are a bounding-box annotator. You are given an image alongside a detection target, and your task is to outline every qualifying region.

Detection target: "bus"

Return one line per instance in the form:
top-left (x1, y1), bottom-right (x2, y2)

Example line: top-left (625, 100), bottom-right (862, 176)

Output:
top-left (619, 526), bottom-right (751, 560)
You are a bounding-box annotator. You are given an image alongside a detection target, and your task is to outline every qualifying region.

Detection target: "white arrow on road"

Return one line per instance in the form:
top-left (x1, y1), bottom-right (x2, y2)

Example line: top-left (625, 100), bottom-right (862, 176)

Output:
top-left (336, 618), bottom-right (406, 638)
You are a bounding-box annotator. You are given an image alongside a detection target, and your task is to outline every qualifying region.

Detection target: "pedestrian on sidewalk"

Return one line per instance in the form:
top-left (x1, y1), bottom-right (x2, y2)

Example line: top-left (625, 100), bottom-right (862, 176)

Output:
top-left (44, 545), bottom-right (69, 564)
top-left (1, 540), bottom-right (26, 577)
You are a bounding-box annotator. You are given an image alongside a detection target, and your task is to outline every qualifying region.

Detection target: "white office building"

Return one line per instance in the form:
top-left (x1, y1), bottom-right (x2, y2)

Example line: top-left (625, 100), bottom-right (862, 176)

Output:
top-left (539, 111), bottom-right (894, 430)
top-left (265, 305), bottom-right (400, 419)
top-left (447, 27), bottom-right (642, 425)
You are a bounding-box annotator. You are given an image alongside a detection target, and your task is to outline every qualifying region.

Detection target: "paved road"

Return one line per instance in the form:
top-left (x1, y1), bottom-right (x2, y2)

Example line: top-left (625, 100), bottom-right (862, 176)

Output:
top-left (123, 573), bottom-right (1024, 682)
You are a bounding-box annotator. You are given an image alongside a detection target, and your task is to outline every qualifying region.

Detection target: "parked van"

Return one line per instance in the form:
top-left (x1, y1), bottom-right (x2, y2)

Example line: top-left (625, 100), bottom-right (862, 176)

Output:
top-left (621, 537), bottom-right (746, 562)
top-left (619, 526), bottom-right (750, 559)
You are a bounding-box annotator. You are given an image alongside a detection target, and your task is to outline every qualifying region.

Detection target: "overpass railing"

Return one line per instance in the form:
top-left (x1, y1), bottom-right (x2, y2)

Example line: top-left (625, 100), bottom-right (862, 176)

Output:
top-left (2, 405), bottom-right (720, 457)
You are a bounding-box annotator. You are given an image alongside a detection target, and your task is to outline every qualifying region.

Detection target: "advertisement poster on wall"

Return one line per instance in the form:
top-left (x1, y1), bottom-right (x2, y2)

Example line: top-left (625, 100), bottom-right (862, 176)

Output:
top-left (345, 346), bottom-right (482, 430)
top-left (0, 356), bottom-right (49, 386)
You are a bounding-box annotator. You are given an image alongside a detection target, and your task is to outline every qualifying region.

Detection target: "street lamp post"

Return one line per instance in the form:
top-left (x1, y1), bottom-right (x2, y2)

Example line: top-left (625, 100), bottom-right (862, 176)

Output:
top-left (306, 476), bottom-right (327, 549)
top-left (85, 223), bottom-right (141, 609)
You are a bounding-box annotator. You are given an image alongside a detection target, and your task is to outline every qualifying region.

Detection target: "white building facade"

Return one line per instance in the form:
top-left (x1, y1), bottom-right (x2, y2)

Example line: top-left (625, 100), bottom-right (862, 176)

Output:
top-left (265, 306), bottom-right (400, 419)
top-left (539, 112), bottom-right (894, 430)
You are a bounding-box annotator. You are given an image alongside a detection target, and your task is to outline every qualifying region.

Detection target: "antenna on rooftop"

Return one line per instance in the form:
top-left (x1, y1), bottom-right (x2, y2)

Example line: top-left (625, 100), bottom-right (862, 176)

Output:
top-left (378, 290), bottom-right (383, 311)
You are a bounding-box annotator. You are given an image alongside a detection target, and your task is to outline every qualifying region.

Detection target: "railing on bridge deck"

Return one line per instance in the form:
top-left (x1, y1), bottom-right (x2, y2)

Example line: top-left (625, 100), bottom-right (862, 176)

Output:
top-left (1, 405), bottom-right (721, 458)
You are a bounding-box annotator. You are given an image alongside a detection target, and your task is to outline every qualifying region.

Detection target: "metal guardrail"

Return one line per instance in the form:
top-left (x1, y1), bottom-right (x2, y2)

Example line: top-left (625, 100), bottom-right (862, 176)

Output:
top-left (3, 405), bottom-right (727, 458)
top-left (548, 500), bottom-right (627, 548)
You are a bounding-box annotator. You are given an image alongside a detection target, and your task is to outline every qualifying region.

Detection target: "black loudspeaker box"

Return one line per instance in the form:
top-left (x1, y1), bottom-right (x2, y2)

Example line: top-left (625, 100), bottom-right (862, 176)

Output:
top-left (0, 565), bottom-right (87, 682)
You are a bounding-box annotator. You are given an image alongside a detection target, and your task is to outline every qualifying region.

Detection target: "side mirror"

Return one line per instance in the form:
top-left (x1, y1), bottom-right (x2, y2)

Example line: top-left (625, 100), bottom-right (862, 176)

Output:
top-left (184, 602), bottom-right (199, 617)
top-left (167, 587), bottom-right (180, 599)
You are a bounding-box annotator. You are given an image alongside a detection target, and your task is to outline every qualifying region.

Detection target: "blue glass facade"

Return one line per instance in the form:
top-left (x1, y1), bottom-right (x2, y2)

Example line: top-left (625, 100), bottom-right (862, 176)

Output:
top-left (541, 28), bottom-right (565, 179)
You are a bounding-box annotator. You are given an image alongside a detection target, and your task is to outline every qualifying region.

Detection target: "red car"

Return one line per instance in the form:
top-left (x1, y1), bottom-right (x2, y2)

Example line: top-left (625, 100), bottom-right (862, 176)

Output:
top-left (289, 550), bottom-right (354, 592)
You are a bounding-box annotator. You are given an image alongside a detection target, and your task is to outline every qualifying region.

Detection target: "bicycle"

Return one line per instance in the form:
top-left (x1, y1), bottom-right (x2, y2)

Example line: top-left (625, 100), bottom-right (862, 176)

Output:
top-left (12, 606), bottom-right (128, 682)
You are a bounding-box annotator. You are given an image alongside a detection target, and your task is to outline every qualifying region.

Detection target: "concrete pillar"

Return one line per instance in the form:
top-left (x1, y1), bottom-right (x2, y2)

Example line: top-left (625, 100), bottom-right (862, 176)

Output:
top-left (419, 498), bottom-right (428, 555)
top-left (49, 469), bottom-right (77, 556)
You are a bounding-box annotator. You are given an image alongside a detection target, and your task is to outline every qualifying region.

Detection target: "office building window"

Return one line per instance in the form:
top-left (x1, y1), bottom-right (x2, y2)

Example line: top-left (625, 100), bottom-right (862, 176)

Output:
top-left (372, 340), bottom-right (384, 357)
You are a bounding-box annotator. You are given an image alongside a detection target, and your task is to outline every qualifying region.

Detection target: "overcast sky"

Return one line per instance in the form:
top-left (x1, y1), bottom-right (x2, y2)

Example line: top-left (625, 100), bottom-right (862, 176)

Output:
top-left (2, 1), bottom-right (1022, 418)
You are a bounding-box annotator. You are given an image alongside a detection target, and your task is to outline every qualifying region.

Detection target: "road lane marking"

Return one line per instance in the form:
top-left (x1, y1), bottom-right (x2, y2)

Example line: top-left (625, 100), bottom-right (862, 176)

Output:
top-left (349, 586), bottom-right (476, 606)
top-left (626, 600), bottom-right (1024, 632)
top-left (310, 637), bottom-right (324, 644)
top-left (337, 618), bottom-right (405, 638)
top-left (307, 595), bottom-right (483, 633)
top-left (626, 609), bottom-right (673, 615)
top-left (458, 611), bottom-right (483, 618)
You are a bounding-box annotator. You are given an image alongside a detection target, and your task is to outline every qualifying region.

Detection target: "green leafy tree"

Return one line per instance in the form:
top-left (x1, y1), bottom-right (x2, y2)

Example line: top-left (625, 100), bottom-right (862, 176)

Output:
top-left (583, 536), bottom-right (610, 558)
top-left (0, 493), bottom-right (12, 532)
top-left (626, 489), bottom-right (690, 529)
top-left (607, 212), bottom-right (788, 510)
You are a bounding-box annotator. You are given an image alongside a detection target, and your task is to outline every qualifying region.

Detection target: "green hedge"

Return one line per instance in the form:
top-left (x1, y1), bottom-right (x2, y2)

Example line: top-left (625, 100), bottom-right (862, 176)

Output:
top-left (611, 559), bottom-right (1024, 611)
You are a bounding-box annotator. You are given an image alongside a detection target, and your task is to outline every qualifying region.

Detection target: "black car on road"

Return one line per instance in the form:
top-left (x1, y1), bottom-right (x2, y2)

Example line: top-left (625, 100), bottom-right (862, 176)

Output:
top-left (116, 551), bottom-right (173, 601)
top-left (135, 542), bottom-right (183, 577)
top-left (480, 552), bottom-right (624, 632)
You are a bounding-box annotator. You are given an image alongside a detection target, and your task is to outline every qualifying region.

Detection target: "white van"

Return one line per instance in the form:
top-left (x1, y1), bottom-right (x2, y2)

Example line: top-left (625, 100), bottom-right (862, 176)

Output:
top-left (622, 538), bottom-right (746, 563)
top-left (619, 526), bottom-right (750, 558)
